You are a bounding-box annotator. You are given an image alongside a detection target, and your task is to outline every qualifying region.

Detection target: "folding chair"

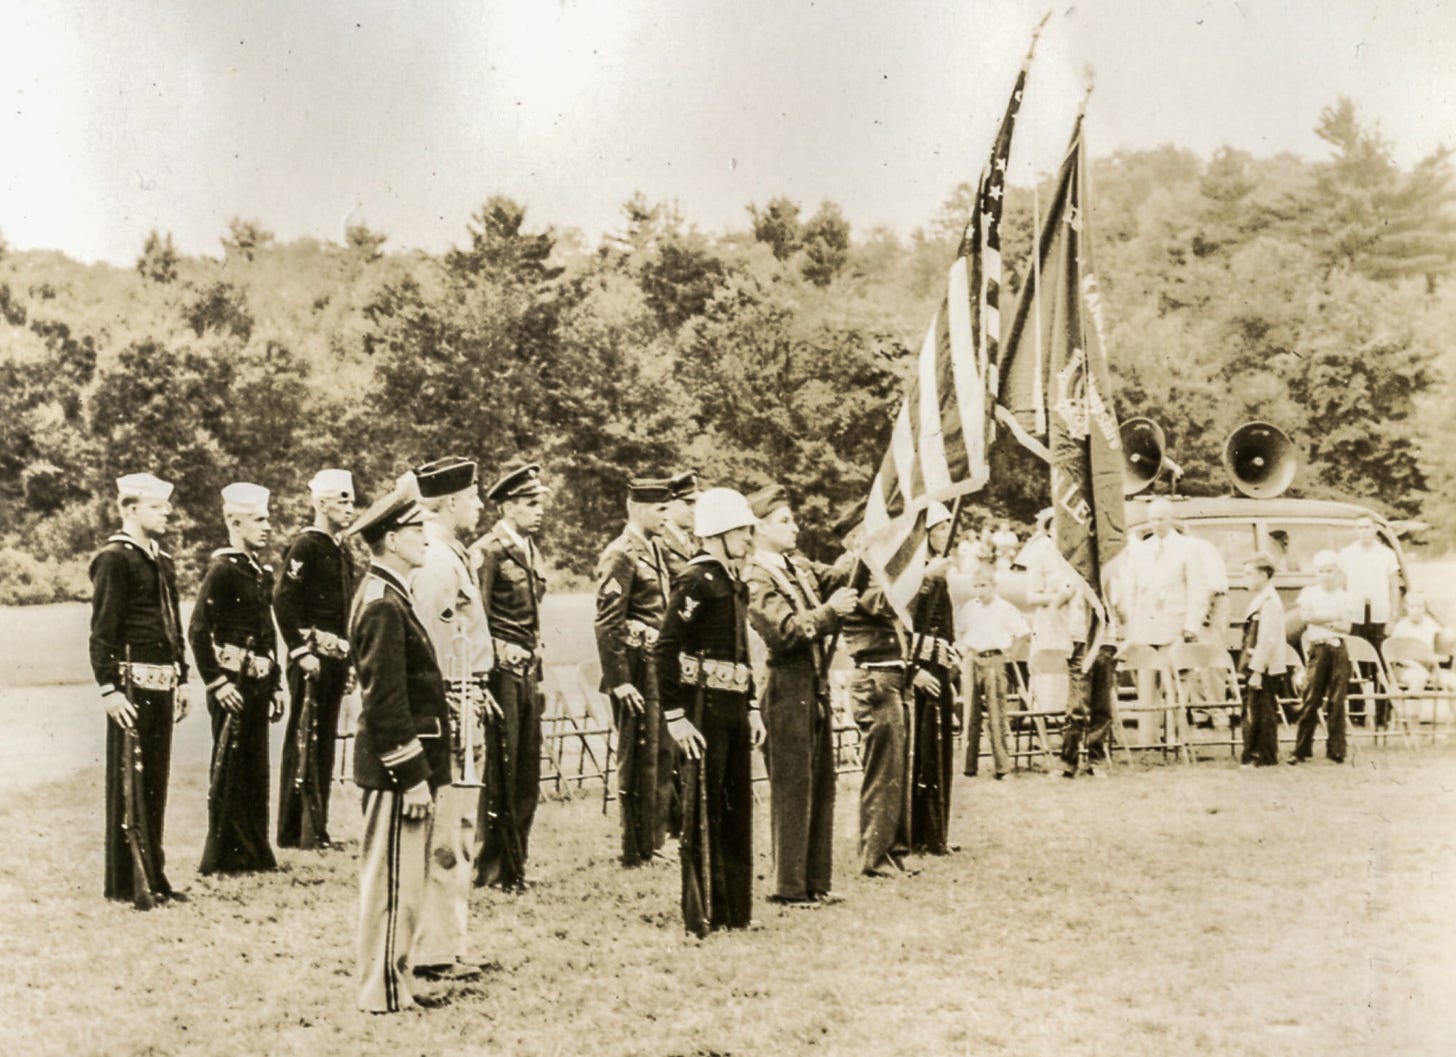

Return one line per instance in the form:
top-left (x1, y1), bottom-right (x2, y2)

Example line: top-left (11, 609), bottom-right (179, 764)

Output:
top-left (1167, 642), bottom-right (1243, 761)
top-left (1382, 636), bottom-right (1453, 741)
top-left (1343, 636), bottom-right (1412, 749)
top-left (1114, 644), bottom-right (1187, 763)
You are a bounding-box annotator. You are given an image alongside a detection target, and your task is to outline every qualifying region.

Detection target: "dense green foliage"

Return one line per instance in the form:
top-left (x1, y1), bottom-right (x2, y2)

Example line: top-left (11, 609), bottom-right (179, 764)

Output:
top-left (1, 100), bottom-right (1453, 602)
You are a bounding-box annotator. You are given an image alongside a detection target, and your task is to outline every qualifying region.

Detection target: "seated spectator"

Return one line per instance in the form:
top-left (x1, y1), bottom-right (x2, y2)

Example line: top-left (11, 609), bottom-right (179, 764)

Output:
top-left (1389, 592), bottom-right (1456, 693)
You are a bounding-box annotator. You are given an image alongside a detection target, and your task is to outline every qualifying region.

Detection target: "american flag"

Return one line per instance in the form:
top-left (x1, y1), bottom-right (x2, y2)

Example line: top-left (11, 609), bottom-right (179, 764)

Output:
top-left (857, 36), bottom-right (1039, 625)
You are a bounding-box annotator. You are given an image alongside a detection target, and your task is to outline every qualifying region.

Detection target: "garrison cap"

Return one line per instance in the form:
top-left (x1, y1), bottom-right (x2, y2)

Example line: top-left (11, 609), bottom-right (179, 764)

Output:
top-left (348, 487), bottom-right (425, 544)
top-left (221, 482), bottom-right (270, 516)
top-left (627, 477), bottom-right (673, 503)
top-left (747, 483), bottom-right (790, 520)
top-left (486, 463), bottom-right (548, 502)
top-left (309, 468), bottom-right (354, 499)
top-left (414, 456), bottom-right (477, 499)
top-left (116, 473), bottom-right (173, 502)
top-left (668, 471), bottom-right (700, 501)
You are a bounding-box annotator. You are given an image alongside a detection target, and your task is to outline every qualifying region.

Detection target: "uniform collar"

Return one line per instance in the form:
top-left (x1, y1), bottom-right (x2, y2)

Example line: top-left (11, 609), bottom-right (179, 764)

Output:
top-left (213, 545), bottom-right (264, 573)
top-left (109, 532), bottom-right (162, 560)
top-left (495, 518), bottom-right (530, 556)
top-left (367, 562), bottom-right (414, 603)
top-left (626, 523), bottom-right (654, 551)
top-left (752, 549), bottom-right (789, 570)
top-left (662, 523), bottom-right (694, 556)
top-left (426, 520), bottom-right (468, 557)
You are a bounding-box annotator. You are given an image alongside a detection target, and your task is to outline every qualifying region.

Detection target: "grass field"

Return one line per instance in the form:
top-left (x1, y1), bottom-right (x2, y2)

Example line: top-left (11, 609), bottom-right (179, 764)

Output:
top-left (5, 746), bottom-right (1456, 1057)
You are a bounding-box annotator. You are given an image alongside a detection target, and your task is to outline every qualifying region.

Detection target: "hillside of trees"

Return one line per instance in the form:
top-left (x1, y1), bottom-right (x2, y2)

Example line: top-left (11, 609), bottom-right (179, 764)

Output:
top-left (2, 99), bottom-right (1454, 604)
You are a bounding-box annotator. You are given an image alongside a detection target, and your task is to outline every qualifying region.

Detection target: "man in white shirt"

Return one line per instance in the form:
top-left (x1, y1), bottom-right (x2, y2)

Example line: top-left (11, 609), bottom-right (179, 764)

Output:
top-left (1337, 516), bottom-right (1401, 649)
top-left (955, 565), bottom-right (1031, 779)
top-left (1290, 550), bottom-right (1359, 764)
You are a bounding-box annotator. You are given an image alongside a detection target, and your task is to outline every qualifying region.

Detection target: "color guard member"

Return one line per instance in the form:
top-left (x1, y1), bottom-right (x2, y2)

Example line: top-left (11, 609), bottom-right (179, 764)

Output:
top-left (657, 488), bottom-right (765, 936)
top-left (190, 482), bottom-right (284, 875)
top-left (471, 463), bottom-right (549, 891)
top-left (594, 477), bottom-right (674, 866)
top-left (907, 502), bottom-right (958, 854)
top-left (348, 487), bottom-right (452, 1013)
top-left (274, 468), bottom-right (357, 848)
top-left (90, 473), bottom-right (190, 906)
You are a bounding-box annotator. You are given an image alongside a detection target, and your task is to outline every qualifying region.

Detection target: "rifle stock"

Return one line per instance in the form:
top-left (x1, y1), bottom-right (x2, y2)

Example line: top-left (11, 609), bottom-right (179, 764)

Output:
top-left (295, 673), bottom-right (325, 847)
top-left (119, 649), bottom-right (158, 909)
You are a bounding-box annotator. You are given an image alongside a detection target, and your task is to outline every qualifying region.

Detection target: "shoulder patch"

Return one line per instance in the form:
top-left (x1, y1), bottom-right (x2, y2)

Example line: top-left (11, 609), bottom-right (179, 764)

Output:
top-left (680, 595), bottom-right (701, 621)
top-left (361, 578), bottom-right (388, 604)
top-left (287, 558), bottom-right (304, 581)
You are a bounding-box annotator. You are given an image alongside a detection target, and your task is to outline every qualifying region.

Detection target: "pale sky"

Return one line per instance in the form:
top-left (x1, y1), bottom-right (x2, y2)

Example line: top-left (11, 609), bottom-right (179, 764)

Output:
top-left (2, 0), bottom-right (1453, 265)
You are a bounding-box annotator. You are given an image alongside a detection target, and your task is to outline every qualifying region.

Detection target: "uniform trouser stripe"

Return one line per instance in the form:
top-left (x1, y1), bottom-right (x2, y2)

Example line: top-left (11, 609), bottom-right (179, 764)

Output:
top-left (358, 788), bottom-right (432, 1012)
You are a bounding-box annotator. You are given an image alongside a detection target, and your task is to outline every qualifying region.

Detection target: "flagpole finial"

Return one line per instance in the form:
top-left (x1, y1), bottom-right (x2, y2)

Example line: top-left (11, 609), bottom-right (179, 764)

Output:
top-left (1025, 10), bottom-right (1052, 62)
top-left (1080, 66), bottom-right (1096, 113)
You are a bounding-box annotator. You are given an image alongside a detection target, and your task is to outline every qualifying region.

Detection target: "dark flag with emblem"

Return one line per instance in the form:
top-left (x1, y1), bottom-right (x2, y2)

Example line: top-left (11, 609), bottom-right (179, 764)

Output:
top-left (997, 111), bottom-right (1126, 638)
top-left (856, 25), bottom-right (1042, 624)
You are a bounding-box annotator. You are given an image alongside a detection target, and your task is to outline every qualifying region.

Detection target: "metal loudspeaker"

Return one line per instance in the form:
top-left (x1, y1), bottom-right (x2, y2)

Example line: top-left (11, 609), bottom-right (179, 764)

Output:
top-left (1120, 417), bottom-right (1166, 496)
top-left (1223, 421), bottom-right (1298, 499)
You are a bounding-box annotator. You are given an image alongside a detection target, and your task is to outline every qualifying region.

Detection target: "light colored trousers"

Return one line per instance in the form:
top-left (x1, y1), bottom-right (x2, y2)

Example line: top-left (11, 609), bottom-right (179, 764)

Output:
top-left (358, 787), bottom-right (434, 1013)
top-left (414, 783), bottom-right (476, 967)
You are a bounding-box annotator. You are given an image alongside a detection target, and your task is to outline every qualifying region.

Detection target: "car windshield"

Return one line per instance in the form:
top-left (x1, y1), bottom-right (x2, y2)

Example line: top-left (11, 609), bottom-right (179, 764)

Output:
top-left (1264, 521), bottom-right (1363, 574)
top-left (1181, 522), bottom-right (1258, 572)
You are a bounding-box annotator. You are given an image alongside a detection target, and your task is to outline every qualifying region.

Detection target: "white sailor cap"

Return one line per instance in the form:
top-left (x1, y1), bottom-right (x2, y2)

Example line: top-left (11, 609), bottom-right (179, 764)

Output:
top-left (309, 468), bottom-right (354, 498)
top-left (221, 482), bottom-right (270, 516)
top-left (925, 502), bottom-right (953, 530)
top-left (116, 473), bottom-right (174, 502)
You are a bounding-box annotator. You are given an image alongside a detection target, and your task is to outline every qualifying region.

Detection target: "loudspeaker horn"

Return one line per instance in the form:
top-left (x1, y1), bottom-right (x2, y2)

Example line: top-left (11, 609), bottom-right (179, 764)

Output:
top-left (1223, 421), bottom-right (1298, 499)
top-left (1120, 417), bottom-right (1165, 496)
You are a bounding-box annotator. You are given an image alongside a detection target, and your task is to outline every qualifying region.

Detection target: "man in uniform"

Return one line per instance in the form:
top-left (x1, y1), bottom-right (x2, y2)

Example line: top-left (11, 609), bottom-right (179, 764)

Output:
top-left (594, 477), bottom-right (674, 867)
top-left (743, 484), bottom-right (857, 904)
top-left (657, 487), bottom-right (765, 936)
top-left (189, 482), bottom-right (285, 875)
top-left (657, 471), bottom-right (700, 582)
top-left (348, 486), bottom-right (452, 1013)
top-left (471, 463), bottom-right (549, 891)
top-left (407, 457), bottom-right (497, 982)
top-left (907, 503), bottom-right (958, 854)
top-left (274, 468), bottom-right (357, 848)
top-left (90, 472), bottom-right (190, 906)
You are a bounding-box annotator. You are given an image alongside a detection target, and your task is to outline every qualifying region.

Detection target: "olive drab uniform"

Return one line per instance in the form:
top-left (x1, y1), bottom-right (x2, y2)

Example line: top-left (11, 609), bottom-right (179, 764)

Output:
top-left (90, 533), bottom-right (188, 902)
top-left (470, 519), bottom-right (547, 889)
top-left (656, 554), bottom-right (756, 936)
top-left (594, 525), bottom-right (671, 866)
top-left (744, 550), bottom-right (842, 901)
top-left (908, 570), bottom-right (957, 854)
top-left (189, 547), bottom-right (281, 874)
top-left (274, 525), bottom-right (356, 847)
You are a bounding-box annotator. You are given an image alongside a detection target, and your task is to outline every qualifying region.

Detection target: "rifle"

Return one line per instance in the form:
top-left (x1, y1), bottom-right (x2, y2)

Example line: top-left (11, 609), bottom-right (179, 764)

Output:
top-left (294, 672), bottom-right (326, 848)
top-left (206, 635), bottom-right (252, 817)
top-left (119, 648), bottom-right (159, 910)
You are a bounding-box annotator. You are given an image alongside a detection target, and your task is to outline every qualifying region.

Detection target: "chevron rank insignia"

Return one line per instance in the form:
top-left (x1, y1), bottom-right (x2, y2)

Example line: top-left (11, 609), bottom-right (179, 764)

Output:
top-left (602, 577), bottom-right (622, 597)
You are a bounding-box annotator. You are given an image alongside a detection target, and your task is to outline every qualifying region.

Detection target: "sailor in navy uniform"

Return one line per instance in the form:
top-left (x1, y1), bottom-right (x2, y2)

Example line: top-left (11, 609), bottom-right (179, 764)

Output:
top-left (656, 488), bottom-right (766, 936)
top-left (189, 483), bottom-right (284, 875)
top-left (274, 467), bottom-right (357, 848)
top-left (348, 487), bottom-right (453, 1013)
top-left (594, 477), bottom-right (673, 866)
top-left (469, 462), bottom-right (549, 890)
top-left (90, 473), bottom-right (190, 905)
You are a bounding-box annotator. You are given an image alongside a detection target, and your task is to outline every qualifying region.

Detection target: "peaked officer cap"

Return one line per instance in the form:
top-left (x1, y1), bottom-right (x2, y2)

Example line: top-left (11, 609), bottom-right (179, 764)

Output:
top-left (309, 468), bottom-right (355, 498)
top-left (415, 456), bottom-right (478, 499)
top-left (221, 482), bottom-right (270, 515)
top-left (349, 486), bottom-right (425, 544)
top-left (486, 463), bottom-right (548, 502)
top-left (668, 471), bottom-right (700, 501)
top-left (116, 473), bottom-right (174, 502)
top-left (627, 477), bottom-right (673, 503)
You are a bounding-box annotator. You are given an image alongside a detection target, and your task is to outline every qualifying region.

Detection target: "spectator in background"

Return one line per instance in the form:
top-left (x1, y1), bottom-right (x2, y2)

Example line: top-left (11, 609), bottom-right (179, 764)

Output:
top-left (1267, 529), bottom-right (1294, 573)
top-left (1337, 516), bottom-right (1401, 651)
top-left (955, 564), bottom-right (1030, 779)
top-left (1023, 509), bottom-right (1074, 715)
top-left (1389, 592), bottom-right (1456, 694)
top-left (1289, 550), bottom-right (1359, 765)
top-left (1238, 552), bottom-right (1286, 767)
top-left (1182, 526), bottom-right (1231, 716)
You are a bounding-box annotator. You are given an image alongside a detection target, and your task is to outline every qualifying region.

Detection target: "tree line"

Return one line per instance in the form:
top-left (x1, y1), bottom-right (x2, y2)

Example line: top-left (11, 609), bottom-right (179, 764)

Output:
top-left (1, 98), bottom-right (1453, 604)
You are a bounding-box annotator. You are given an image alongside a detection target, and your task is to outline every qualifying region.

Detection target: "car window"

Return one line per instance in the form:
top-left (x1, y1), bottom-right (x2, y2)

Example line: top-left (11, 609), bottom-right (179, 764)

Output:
top-left (1181, 522), bottom-right (1257, 572)
top-left (1264, 521), bottom-right (1360, 574)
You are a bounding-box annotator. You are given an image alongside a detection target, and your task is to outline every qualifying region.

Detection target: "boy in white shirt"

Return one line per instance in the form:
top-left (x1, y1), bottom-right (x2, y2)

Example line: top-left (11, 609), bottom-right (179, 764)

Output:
top-left (1238, 552), bottom-right (1287, 767)
top-left (1290, 550), bottom-right (1359, 764)
top-left (955, 564), bottom-right (1030, 779)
